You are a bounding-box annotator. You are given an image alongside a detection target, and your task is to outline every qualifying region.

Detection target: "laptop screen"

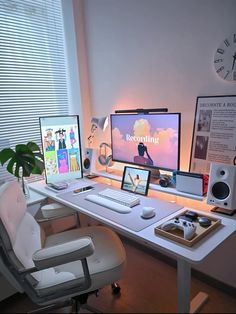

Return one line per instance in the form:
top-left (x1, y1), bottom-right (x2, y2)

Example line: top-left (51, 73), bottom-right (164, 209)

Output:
top-left (39, 115), bottom-right (83, 184)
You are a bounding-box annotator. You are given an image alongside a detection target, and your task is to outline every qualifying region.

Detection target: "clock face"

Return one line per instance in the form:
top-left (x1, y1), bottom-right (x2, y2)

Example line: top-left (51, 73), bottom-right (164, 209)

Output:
top-left (214, 33), bottom-right (236, 82)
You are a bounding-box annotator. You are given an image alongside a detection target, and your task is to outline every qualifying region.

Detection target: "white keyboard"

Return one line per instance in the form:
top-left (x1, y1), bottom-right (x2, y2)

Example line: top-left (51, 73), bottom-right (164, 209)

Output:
top-left (85, 194), bottom-right (132, 214)
top-left (98, 188), bottom-right (140, 207)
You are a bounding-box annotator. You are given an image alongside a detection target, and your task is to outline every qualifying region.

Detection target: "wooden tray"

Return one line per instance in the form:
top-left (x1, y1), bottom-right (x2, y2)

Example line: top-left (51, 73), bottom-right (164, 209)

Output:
top-left (154, 210), bottom-right (221, 247)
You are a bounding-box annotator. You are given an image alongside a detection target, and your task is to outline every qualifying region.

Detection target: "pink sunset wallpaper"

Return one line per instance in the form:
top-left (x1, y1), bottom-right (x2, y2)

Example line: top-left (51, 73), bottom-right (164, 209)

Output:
top-left (111, 113), bottom-right (180, 171)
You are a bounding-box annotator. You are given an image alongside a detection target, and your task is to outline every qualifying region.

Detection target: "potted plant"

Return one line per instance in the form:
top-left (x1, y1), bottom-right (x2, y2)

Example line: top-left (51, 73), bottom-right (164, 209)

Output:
top-left (0, 141), bottom-right (44, 196)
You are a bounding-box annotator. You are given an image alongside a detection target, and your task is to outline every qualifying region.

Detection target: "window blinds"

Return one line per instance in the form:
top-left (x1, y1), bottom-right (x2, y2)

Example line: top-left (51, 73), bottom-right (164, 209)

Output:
top-left (0, 0), bottom-right (69, 183)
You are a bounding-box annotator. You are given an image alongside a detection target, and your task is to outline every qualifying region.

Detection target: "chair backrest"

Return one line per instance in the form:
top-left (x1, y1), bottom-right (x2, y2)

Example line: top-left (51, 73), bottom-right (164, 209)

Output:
top-left (0, 181), bottom-right (43, 286)
top-left (0, 181), bottom-right (86, 304)
top-left (0, 181), bottom-right (26, 245)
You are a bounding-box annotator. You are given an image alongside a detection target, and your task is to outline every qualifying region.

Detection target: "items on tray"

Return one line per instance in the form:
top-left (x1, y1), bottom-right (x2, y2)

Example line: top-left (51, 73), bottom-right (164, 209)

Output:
top-left (155, 210), bottom-right (221, 247)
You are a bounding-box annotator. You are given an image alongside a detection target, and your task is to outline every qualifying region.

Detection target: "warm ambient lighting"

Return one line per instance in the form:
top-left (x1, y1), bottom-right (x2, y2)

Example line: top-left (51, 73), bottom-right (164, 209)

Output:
top-left (88, 116), bottom-right (108, 146)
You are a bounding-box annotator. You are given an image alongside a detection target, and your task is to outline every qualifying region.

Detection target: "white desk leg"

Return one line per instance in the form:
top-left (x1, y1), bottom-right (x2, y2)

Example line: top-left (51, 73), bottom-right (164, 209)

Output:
top-left (177, 258), bottom-right (191, 314)
top-left (177, 258), bottom-right (209, 314)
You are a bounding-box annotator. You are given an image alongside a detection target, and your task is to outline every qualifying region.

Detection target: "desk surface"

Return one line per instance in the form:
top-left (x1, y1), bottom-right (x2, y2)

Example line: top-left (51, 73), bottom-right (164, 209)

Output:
top-left (57, 182), bottom-right (183, 232)
top-left (26, 188), bottom-right (47, 206)
top-left (29, 178), bottom-right (236, 264)
top-left (92, 170), bottom-right (205, 201)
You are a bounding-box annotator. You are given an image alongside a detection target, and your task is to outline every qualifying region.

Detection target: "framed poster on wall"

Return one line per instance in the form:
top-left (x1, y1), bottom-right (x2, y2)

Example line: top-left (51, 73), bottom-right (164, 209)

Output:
top-left (189, 95), bottom-right (236, 174)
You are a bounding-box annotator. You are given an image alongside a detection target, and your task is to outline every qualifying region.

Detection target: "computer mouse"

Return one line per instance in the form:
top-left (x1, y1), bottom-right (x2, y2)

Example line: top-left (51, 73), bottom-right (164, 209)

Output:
top-left (198, 216), bottom-right (212, 227)
top-left (141, 207), bottom-right (156, 219)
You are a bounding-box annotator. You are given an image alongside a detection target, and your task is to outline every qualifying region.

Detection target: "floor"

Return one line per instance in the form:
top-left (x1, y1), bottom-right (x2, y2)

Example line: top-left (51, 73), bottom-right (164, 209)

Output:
top-left (1, 236), bottom-right (236, 313)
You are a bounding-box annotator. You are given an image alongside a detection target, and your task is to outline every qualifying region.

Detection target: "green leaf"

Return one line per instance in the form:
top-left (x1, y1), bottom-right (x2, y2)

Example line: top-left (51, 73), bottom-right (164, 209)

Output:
top-left (7, 157), bottom-right (17, 176)
top-left (32, 158), bottom-right (45, 174)
top-left (0, 148), bottom-right (15, 165)
top-left (14, 163), bottom-right (20, 178)
top-left (15, 144), bottom-right (33, 155)
top-left (34, 152), bottom-right (44, 160)
top-left (27, 141), bottom-right (41, 152)
top-left (0, 141), bottom-right (45, 179)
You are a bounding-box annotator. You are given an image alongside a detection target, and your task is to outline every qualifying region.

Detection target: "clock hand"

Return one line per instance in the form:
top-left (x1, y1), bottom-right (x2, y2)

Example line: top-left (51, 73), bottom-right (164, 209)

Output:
top-left (232, 52), bottom-right (236, 71)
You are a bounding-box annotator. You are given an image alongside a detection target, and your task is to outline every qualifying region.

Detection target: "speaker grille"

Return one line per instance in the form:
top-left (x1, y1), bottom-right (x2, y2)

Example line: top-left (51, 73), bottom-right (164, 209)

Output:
top-left (211, 182), bottom-right (230, 200)
top-left (83, 158), bottom-right (91, 170)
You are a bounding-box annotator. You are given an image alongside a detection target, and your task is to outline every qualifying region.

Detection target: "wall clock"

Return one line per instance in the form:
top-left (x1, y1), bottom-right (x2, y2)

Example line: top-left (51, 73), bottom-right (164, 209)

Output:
top-left (214, 32), bottom-right (236, 82)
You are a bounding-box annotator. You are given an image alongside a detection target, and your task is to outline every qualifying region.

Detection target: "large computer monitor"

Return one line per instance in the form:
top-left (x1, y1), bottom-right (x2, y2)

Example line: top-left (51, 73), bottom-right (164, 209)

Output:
top-left (110, 112), bottom-right (181, 173)
top-left (39, 115), bottom-right (83, 185)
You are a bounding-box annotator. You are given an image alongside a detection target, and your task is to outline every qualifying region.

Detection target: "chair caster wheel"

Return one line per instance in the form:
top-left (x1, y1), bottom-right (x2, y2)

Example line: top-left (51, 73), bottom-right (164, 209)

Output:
top-left (111, 282), bottom-right (121, 295)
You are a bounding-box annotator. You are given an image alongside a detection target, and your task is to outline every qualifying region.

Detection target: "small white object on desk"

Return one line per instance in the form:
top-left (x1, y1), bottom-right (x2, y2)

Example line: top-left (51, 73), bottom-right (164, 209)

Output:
top-left (141, 206), bottom-right (156, 219)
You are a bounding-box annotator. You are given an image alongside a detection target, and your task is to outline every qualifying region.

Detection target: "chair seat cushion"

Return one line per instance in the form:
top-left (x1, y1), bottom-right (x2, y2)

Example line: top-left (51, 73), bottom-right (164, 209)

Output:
top-left (38, 226), bottom-right (126, 293)
top-left (35, 268), bottom-right (76, 289)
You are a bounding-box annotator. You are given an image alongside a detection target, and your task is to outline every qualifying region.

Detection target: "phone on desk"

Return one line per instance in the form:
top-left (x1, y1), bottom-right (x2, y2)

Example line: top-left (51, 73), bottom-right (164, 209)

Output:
top-left (73, 186), bottom-right (94, 194)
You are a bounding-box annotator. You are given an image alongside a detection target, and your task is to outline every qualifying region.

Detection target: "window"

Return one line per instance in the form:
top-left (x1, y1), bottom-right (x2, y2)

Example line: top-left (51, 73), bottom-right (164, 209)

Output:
top-left (0, 0), bottom-right (71, 182)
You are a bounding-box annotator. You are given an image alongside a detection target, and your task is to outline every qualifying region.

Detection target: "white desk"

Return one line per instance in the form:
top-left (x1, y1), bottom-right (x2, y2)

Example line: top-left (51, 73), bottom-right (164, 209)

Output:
top-left (26, 189), bottom-right (47, 217)
top-left (29, 179), bottom-right (236, 314)
top-left (92, 170), bottom-right (205, 201)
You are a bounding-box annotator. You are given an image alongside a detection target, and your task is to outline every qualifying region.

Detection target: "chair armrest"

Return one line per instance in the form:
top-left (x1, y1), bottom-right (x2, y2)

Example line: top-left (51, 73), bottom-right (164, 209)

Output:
top-left (18, 266), bottom-right (38, 275)
top-left (32, 237), bottom-right (94, 270)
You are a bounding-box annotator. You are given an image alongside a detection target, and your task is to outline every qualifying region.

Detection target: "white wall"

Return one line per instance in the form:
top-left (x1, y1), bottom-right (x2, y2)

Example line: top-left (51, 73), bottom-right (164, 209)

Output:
top-left (73, 0), bottom-right (236, 170)
top-left (72, 1), bottom-right (236, 288)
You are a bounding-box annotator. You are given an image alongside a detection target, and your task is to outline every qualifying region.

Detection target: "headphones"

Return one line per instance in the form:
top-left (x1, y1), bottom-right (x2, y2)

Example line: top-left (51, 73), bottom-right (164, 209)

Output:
top-left (98, 142), bottom-right (113, 166)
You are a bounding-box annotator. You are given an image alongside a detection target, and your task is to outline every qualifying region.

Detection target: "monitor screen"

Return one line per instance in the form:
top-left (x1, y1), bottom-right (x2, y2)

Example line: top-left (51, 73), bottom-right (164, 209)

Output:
top-left (110, 112), bottom-right (181, 172)
top-left (39, 115), bottom-right (83, 184)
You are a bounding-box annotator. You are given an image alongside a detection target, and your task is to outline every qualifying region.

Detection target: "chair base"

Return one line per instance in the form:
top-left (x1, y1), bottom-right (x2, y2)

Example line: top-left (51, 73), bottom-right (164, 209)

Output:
top-left (28, 282), bottom-right (120, 314)
top-left (27, 291), bottom-right (99, 314)
top-left (111, 282), bottom-right (121, 295)
top-left (28, 299), bottom-right (72, 313)
top-left (72, 290), bottom-right (102, 313)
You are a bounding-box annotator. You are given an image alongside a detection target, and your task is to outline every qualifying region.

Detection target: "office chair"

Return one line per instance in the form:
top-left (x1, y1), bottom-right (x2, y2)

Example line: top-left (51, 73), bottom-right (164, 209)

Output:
top-left (0, 181), bottom-right (126, 313)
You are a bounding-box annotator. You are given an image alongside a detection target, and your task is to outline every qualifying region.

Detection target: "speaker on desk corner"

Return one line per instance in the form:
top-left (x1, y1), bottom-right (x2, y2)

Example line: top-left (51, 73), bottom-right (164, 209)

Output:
top-left (207, 162), bottom-right (236, 214)
top-left (83, 148), bottom-right (96, 175)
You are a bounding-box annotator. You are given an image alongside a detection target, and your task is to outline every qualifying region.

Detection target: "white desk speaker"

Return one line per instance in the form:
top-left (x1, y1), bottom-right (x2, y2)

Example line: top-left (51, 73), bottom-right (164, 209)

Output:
top-left (83, 148), bottom-right (96, 175)
top-left (207, 163), bottom-right (236, 213)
